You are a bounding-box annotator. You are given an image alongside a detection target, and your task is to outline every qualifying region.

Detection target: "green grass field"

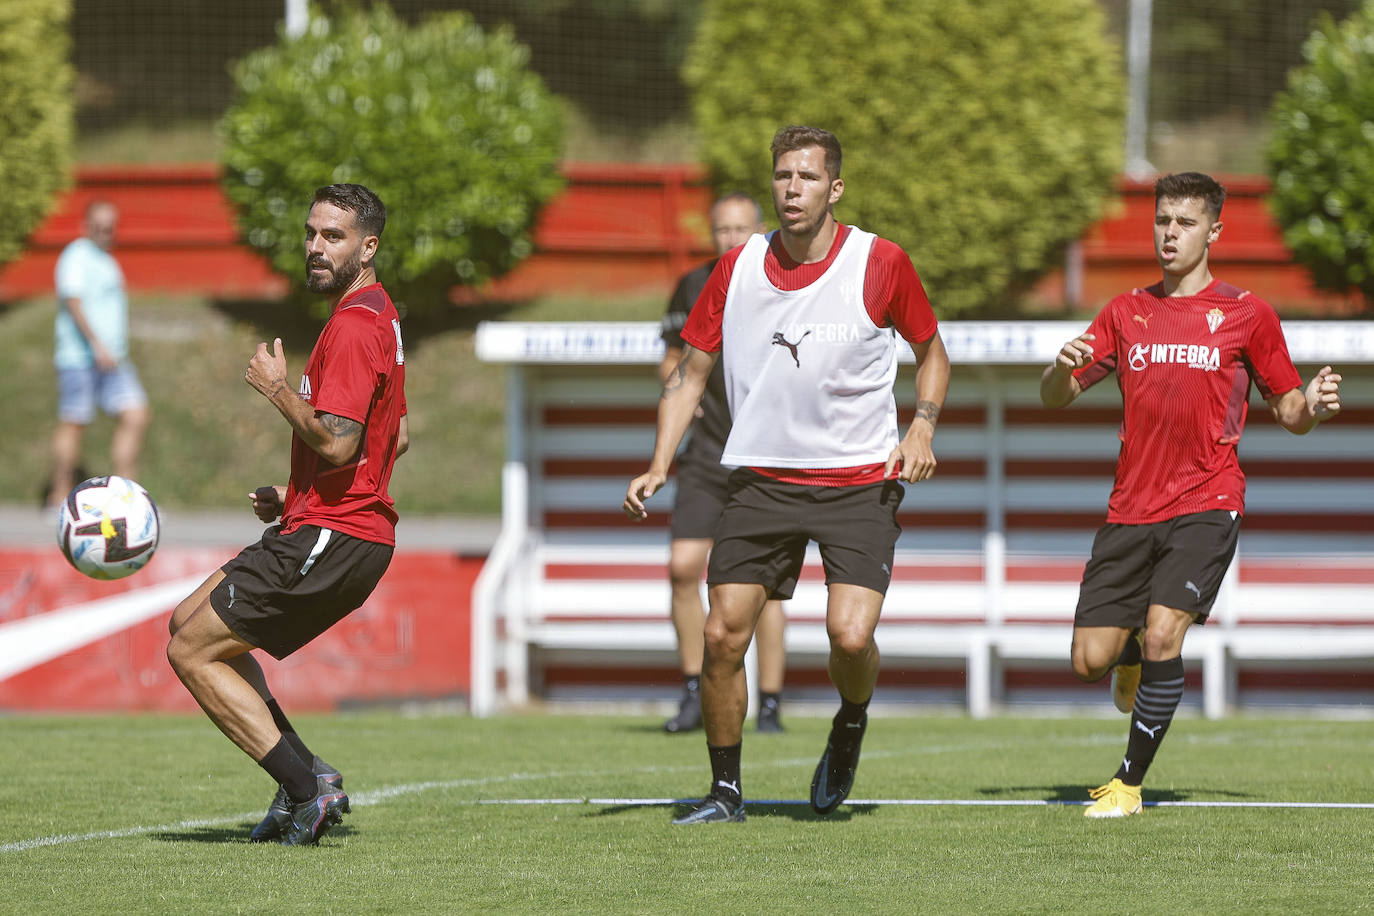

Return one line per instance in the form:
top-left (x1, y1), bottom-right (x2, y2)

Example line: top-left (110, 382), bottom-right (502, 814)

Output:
top-left (1, 712), bottom-right (1370, 913)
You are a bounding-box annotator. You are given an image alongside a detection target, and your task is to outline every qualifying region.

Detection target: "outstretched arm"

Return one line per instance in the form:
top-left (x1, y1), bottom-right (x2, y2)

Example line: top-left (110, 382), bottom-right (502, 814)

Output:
top-left (623, 344), bottom-right (717, 519)
top-left (1268, 365), bottom-right (1342, 434)
top-left (886, 331), bottom-right (950, 483)
top-left (244, 338), bottom-right (363, 466)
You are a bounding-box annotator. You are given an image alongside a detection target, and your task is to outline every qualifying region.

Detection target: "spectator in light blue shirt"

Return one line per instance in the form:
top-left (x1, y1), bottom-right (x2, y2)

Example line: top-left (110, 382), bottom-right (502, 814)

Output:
top-left (48, 201), bottom-right (150, 506)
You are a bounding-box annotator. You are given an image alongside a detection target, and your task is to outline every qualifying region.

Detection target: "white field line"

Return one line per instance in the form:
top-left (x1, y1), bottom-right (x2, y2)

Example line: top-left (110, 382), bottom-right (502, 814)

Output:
top-left (0, 574), bottom-right (207, 681)
top-left (8, 793), bottom-right (1371, 853)
top-left (2, 727), bottom-right (1367, 854)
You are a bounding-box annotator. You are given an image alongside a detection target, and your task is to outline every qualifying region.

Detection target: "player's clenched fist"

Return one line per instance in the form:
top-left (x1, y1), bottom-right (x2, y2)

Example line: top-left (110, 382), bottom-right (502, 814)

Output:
top-left (1054, 333), bottom-right (1096, 370)
top-left (1306, 365), bottom-right (1342, 421)
top-left (246, 337), bottom-right (289, 399)
top-left (249, 485), bottom-right (286, 522)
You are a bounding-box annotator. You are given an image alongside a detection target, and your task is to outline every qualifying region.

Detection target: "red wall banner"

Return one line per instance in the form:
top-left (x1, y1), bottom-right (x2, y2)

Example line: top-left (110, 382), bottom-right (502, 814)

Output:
top-left (0, 165), bottom-right (1363, 313)
top-left (0, 546), bottom-right (480, 712)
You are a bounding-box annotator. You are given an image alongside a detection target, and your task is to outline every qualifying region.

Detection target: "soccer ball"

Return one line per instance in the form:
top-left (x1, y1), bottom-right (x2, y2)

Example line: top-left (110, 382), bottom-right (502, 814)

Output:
top-left (56, 476), bottom-right (160, 580)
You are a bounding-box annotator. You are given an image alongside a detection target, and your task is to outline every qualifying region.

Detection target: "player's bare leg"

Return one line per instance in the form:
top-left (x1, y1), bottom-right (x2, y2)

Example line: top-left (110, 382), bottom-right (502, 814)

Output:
top-left (700, 582), bottom-right (769, 747)
top-left (664, 538), bottom-right (710, 732)
top-left (49, 421), bottom-right (86, 507)
top-left (168, 590), bottom-right (345, 841)
top-left (1073, 623), bottom-right (1145, 713)
top-left (1070, 625), bottom-right (1134, 682)
top-left (170, 570), bottom-right (273, 697)
top-left (754, 599), bottom-right (786, 732)
top-left (811, 584), bottom-right (884, 814)
top-left (170, 570), bottom-right (223, 634)
top-left (166, 602), bottom-right (280, 759)
top-left (1141, 603), bottom-right (1192, 662)
top-left (824, 584), bottom-right (883, 702)
top-left (671, 582), bottom-right (766, 825)
top-left (170, 572), bottom-right (340, 839)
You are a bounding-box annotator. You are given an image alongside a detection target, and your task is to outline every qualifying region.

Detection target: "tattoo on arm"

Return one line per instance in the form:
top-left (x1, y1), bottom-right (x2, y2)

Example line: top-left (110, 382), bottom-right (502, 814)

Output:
top-left (915, 399), bottom-right (941, 425)
top-left (319, 412), bottom-right (363, 441)
top-left (661, 345), bottom-right (694, 399)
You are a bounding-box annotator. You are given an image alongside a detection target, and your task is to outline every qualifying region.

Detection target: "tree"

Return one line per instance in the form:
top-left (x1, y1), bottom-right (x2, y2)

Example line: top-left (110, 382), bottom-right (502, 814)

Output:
top-left (1267, 0), bottom-right (1374, 307)
top-left (684, 0), bottom-right (1124, 317)
top-left (220, 4), bottom-right (564, 316)
top-left (0, 0), bottom-right (74, 271)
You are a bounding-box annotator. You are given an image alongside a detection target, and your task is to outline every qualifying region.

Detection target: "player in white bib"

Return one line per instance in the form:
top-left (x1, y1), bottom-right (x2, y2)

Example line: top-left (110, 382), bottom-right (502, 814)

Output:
top-left (625, 125), bottom-right (951, 824)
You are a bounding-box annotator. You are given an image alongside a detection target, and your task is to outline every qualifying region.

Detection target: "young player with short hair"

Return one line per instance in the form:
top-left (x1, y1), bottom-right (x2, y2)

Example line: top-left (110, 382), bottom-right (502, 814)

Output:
top-left (1041, 171), bottom-right (1343, 818)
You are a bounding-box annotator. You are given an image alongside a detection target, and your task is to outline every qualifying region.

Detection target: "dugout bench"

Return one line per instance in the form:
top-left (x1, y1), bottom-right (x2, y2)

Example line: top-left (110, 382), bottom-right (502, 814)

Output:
top-left (472, 320), bottom-right (1374, 719)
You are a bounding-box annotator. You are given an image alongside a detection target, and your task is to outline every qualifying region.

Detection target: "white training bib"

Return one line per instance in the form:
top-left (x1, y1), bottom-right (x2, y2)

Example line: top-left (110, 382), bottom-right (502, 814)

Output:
top-left (720, 228), bottom-right (899, 469)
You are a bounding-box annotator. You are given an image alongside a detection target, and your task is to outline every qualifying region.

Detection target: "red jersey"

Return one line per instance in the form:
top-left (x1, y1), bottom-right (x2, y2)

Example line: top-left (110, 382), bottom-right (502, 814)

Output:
top-left (1074, 280), bottom-right (1302, 524)
top-left (681, 225), bottom-right (938, 485)
top-left (280, 283), bottom-right (408, 545)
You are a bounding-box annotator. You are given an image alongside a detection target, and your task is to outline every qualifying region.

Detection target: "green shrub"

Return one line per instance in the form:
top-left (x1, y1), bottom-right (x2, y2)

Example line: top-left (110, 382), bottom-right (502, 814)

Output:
top-left (220, 4), bottom-right (563, 317)
top-left (1267, 1), bottom-right (1374, 306)
top-left (0, 0), bottom-right (73, 270)
top-left (684, 0), bottom-right (1123, 317)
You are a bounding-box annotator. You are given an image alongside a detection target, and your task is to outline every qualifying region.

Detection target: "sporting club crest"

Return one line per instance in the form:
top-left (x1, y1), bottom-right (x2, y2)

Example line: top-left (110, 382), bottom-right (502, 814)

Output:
top-left (1205, 307), bottom-right (1225, 334)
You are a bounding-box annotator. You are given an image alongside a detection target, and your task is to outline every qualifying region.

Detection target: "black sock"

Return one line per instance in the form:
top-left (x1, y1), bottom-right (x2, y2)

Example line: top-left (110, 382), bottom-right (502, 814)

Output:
top-left (1115, 656), bottom-right (1185, 787)
top-left (759, 691), bottom-right (781, 714)
top-left (1115, 632), bottom-right (1142, 667)
top-left (266, 698), bottom-right (314, 764)
top-left (683, 674), bottom-right (700, 696)
top-left (707, 742), bottom-right (742, 805)
top-left (835, 694), bottom-right (871, 729)
top-left (258, 736), bottom-right (319, 803)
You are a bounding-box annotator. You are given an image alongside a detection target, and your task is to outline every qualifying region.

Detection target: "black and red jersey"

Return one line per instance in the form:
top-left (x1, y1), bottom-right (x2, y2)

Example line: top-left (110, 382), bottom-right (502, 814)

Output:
top-left (281, 283), bottom-right (408, 545)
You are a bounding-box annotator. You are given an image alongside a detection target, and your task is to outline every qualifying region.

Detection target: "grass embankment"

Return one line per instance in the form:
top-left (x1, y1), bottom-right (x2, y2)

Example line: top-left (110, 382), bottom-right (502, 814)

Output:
top-left (0, 293), bottom-right (661, 515)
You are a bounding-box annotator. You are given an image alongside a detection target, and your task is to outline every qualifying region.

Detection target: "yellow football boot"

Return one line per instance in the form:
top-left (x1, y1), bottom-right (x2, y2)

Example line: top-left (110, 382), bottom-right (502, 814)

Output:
top-left (1084, 778), bottom-right (1143, 818)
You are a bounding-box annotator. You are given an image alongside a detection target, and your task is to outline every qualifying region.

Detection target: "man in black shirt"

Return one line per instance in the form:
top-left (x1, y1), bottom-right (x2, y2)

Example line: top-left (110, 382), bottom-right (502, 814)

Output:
top-left (657, 193), bottom-right (788, 734)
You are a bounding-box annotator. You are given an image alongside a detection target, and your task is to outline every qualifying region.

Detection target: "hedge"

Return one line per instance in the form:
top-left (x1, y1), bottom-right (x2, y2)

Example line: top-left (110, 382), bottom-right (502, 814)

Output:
top-left (220, 4), bottom-right (564, 317)
top-left (0, 0), bottom-right (74, 270)
top-left (684, 0), bottom-right (1124, 317)
top-left (1267, 0), bottom-right (1374, 306)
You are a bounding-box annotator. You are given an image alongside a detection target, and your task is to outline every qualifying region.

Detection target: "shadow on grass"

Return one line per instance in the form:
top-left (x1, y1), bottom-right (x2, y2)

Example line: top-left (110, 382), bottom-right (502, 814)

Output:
top-left (619, 722), bottom-right (803, 737)
top-left (587, 801), bottom-right (877, 822)
top-left (622, 722), bottom-right (680, 735)
top-left (977, 785), bottom-right (1258, 802)
top-left (152, 822), bottom-right (354, 844)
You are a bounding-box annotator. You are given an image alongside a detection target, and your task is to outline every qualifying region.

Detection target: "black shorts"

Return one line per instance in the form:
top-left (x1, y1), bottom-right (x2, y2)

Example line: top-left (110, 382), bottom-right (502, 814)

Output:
top-left (210, 524), bottom-right (394, 660)
top-left (1074, 510), bottom-right (1241, 628)
top-left (670, 449), bottom-right (731, 541)
top-left (707, 469), bottom-right (905, 600)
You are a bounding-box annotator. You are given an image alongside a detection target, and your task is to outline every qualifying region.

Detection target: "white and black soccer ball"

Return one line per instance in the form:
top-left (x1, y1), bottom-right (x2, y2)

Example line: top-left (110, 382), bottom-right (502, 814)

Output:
top-left (56, 476), bottom-right (160, 580)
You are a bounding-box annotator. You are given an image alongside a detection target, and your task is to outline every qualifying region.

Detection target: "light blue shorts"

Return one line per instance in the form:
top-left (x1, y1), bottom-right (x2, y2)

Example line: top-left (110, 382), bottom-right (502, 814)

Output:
top-left (57, 364), bottom-right (148, 424)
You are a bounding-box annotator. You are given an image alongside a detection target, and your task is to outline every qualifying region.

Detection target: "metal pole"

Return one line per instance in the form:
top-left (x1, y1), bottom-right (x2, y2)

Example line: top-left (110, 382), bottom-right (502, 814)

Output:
top-left (1124, 0), bottom-right (1154, 177)
top-left (284, 0), bottom-right (308, 38)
